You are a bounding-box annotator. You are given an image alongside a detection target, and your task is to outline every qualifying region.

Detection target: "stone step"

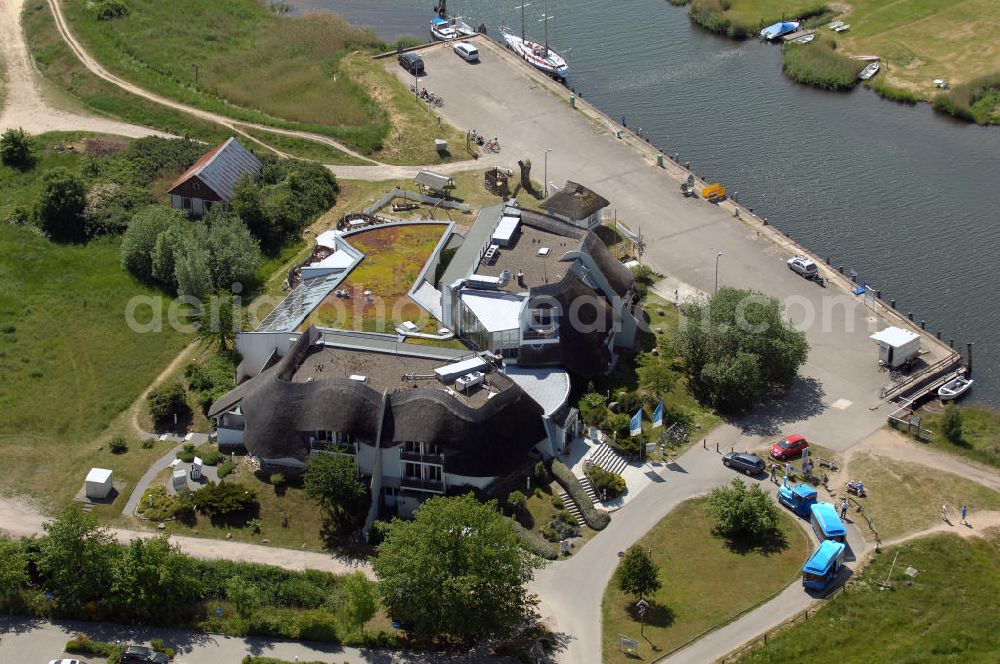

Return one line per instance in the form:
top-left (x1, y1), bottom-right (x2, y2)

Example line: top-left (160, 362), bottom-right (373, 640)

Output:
top-left (590, 443), bottom-right (629, 476)
top-left (556, 490), bottom-right (582, 524)
top-left (577, 475), bottom-right (598, 504)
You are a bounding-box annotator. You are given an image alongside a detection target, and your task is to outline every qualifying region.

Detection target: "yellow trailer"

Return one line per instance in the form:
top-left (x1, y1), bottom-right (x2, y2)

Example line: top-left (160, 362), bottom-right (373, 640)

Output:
top-left (702, 183), bottom-right (726, 201)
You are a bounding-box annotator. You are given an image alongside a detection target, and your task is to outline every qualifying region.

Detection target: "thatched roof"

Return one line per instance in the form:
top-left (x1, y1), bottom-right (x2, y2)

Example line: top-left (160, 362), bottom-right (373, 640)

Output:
top-left (539, 181), bottom-right (609, 221)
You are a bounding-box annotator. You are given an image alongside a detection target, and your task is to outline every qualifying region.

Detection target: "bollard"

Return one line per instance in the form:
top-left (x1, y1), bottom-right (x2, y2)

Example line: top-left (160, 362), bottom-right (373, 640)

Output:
top-left (890, 299), bottom-right (896, 309)
top-left (936, 331), bottom-right (942, 339)
top-left (570, 94), bottom-right (576, 108)
top-left (907, 312), bottom-right (913, 321)
top-left (949, 339), bottom-right (954, 348)
top-left (703, 439), bottom-right (707, 450)
top-left (715, 441), bottom-right (719, 453)
top-left (966, 342), bottom-right (974, 374)
top-left (839, 266), bottom-right (845, 274)
top-left (827, 257), bottom-right (832, 265)
top-left (920, 320), bottom-right (926, 330)
top-left (876, 289), bottom-right (882, 299)
top-left (657, 152), bottom-right (664, 167)
top-left (685, 161), bottom-right (691, 170)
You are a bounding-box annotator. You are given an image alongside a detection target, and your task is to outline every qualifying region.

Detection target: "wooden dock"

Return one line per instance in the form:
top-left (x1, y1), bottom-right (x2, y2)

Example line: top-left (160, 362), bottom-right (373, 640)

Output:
top-left (782, 29), bottom-right (815, 43)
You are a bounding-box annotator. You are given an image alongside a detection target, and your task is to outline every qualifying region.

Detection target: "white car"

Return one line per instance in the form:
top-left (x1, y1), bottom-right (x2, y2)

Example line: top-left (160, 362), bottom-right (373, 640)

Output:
top-left (453, 41), bottom-right (479, 62)
top-left (787, 256), bottom-right (818, 279)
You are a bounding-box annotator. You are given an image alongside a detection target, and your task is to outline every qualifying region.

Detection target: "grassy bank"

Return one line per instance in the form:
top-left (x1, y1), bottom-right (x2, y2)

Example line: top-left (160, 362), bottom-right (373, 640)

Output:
top-left (237, 127), bottom-right (370, 165)
top-left (736, 531), bottom-right (1000, 663)
top-left (0, 133), bottom-right (191, 504)
top-left (60, 0), bottom-right (386, 151)
top-left (919, 406), bottom-right (1000, 469)
top-left (847, 452), bottom-right (1000, 541)
top-left (601, 498), bottom-right (809, 663)
top-left (933, 73), bottom-right (1000, 125)
top-left (687, 0), bottom-right (827, 39)
top-left (782, 39), bottom-right (864, 90)
top-left (23, 3), bottom-right (228, 142)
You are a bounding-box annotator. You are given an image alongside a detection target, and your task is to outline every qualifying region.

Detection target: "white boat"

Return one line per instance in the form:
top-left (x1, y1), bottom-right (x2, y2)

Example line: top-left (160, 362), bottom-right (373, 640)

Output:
top-left (502, 29), bottom-right (568, 79)
top-left (792, 33), bottom-right (816, 44)
top-left (828, 20), bottom-right (845, 30)
top-left (430, 16), bottom-right (475, 41)
top-left (938, 374), bottom-right (974, 400)
top-left (833, 23), bottom-right (851, 32)
top-left (858, 61), bottom-right (880, 80)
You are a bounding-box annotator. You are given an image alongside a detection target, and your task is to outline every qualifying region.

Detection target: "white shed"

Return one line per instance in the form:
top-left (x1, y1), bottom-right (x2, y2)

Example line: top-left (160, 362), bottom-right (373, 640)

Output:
top-left (85, 468), bottom-right (113, 500)
top-left (870, 327), bottom-right (920, 368)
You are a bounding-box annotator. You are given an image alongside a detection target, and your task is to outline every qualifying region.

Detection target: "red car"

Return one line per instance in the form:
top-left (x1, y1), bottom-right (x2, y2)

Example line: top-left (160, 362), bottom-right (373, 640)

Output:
top-left (770, 434), bottom-right (809, 461)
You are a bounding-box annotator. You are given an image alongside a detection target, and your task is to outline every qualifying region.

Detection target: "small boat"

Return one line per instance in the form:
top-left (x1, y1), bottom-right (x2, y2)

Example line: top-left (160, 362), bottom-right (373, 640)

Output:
top-left (833, 23), bottom-right (851, 32)
top-left (760, 20), bottom-right (800, 41)
top-left (828, 20), bottom-right (845, 30)
top-left (431, 16), bottom-right (476, 41)
top-left (792, 33), bottom-right (816, 44)
top-left (858, 61), bottom-right (880, 80)
top-left (938, 374), bottom-right (974, 400)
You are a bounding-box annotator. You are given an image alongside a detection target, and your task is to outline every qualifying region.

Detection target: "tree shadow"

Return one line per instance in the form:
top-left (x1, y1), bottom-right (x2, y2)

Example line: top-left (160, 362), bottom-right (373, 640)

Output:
top-left (730, 376), bottom-right (827, 437)
top-left (719, 526), bottom-right (789, 556)
top-left (626, 601), bottom-right (675, 629)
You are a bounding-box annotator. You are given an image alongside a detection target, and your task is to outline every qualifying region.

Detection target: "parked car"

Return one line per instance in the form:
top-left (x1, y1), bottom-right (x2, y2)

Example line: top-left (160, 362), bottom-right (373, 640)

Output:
top-left (770, 434), bottom-right (809, 461)
top-left (787, 255), bottom-right (818, 279)
top-left (49, 660), bottom-right (83, 664)
top-left (722, 452), bottom-right (765, 475)
top-left (119, 646), bottom-right (169, 664)
top-left (398, 52), bottom-right (425, 75)
top-left (453, 41), bottom-right (480, 62)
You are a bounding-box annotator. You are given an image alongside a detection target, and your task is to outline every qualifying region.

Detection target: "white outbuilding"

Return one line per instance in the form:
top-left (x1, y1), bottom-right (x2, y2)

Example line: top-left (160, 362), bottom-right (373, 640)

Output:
top-left (85, 468), bottom-right (113, 500)
top-left (870, 326), bottom-right (920, 368)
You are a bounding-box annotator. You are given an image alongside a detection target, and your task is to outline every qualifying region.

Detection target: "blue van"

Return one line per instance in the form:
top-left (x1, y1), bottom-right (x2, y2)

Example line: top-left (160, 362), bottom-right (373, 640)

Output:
top-left (810, 502), bottom-right (847, 543)
top-left (802, 540), bottom-right (846, 590)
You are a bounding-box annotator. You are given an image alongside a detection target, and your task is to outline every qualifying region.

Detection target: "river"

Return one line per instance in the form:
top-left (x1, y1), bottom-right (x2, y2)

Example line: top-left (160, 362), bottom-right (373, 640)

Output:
top-left (292, 0), bottom-right (1000, 407)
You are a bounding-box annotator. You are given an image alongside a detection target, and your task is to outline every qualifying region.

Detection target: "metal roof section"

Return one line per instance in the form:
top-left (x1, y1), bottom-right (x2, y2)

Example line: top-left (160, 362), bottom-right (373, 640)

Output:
top-left (492, 215), bottom-right (521, 246)
top-left (414, 170), bottom-right (454, 193)
top-left (410, 281), bottom-right (444, 321)
top-left (503, 366), bottom-right (571, 416)
top-left (458, 290), bottom-right (525, 332)
top-left (169, 137), bottom-right (262, 202)
top-left (434, 356), bottom-right (490, 382)
top-left (870, 326), bottom-right (920, 349)
top-left (439, 204), bottom-right (504, 287)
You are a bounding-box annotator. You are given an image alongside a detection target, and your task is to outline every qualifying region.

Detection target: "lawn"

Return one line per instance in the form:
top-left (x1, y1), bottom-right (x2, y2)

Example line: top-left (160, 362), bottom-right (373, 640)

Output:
top-left (735, 531), bottom-right (1000, 663)
top-left (846, 452), bottom-right (1000, 542)
top-left (237, 127), bottom-right (371, 165)
top-left (298, 223), bottom-right (448, 333)
top-left (918, 405), bottom-right (1000, 470)
top-left (601, 497), bottom-right (810, 663)
top-left (22, 3), bottom-right (228, 142)
top-left (0, 134), bottom-right (191, 506)
top-left (512, 485), bottom-right (597, 557)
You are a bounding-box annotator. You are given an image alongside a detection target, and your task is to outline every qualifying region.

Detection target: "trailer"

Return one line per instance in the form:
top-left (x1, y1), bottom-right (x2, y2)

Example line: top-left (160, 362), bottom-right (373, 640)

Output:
top-left (870, 327), bottom-right (920, 369)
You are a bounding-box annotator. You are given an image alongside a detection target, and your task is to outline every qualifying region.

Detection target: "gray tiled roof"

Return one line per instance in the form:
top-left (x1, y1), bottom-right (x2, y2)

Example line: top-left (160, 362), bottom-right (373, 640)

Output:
top-left (170, 137), bottom-right (262, 202)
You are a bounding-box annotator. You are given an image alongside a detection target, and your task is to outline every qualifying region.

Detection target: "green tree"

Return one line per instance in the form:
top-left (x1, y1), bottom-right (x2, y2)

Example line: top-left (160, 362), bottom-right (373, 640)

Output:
top-left (230, 175), bottom-right (275, 250)
top-left (675, 288), bottom-right (808, 413)
top-left (175, 238), bottom-right (213, 299)
top-left (205, 212), bottom-right (262, 291)
top-left (941, 404), bottom-right (964, 444)
top-left (196, 291), bottom-right (244, 353)
top-left (146, 380), bottom-right (190, 430)
top-left (37, 168), bottom-right (87, 242)
top-left (149, 216), bottom-right (190, 289)
top-left (603, 412), bottom-right (632, 439)
top-left (708, 479), bottom-right (781, 544)
top-left (579, 390), bottom-right (608, 426)
top-left (226, 575), bottom-right (262, 621)
top-left (36, 504), bottom-right (116, 614)
top-left (637, 352), bottom-right (678, 397)
top-left (507, 490), bottom-right (527, 513)
top-left (0, 127), bottom-right (34, 169)
top-left (338, 571), bottom-right (378, 636)
top-left (303, 453), bottom-right (367, 515)
top-left (121, 205), bottom-right (185, 283)
top-left (372, 494), bottom-right (545, 643)
top-left (109, 536), bottom-right (202, 624)
top-left (615, 544), bottom-right (661, 603)
top-left (0, 539), bottom-right (29, 603)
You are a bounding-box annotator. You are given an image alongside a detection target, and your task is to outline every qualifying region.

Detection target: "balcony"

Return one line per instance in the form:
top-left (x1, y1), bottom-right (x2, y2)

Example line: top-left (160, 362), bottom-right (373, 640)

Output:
top-left (399, 450), bottom-right (445, 464)
top-left (400, 476), bottom-right (445, 493)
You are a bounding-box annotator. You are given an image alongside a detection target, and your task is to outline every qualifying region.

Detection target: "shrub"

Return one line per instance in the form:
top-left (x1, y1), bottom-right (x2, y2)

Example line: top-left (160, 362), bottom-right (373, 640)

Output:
top-left (782, 41), bottom-right (864, 90)
top-left (585, 463), bottom-right (626, 499)
top-left (541, 512), bottom-right (579, 542)
top-left (550, 460), bottom-right (610, 530)
top-left (141, 439), bottom-right (155, 449)
top-left (93, 0), bottom-right (130, 20)
top-left (65, 634), bottom-right (116, 656)
top-left (507, 489), bottom-right (526, 512)
top-left (147, 381), bottom-right (190, 430)
top-left (200, 447), bottom-right (222, 466)
top-left (578, 391), bottom-right (608, 425)
top-left (37, 168), bottom-right (87, 242)
top-left (551, 496), bottom-right (564, 509)
top-left (270, 473), bottom-right (286, 488)
top-left (709, 478), bottom-right (781, 545)
top-left (108, 434), bottom-right (128, 454)
top-left (177, 443), bottom-right (196, 463)
top-left (941, 404), bottom-right (964, 444)
top-left (0, 127), bottom-right (34, 169)
top-left (508, 519), bottom-right (559, 560)
top-left (366, 519), bottom-right (391, 546)
top-left (602, 412), bottom-right (632, 439)
top-left (192, 481), bottom-right (257, 517)
top-left (136, 485), bottom-right (191, 521)
top-left (532, 460), bottom-right (551, 487)
top-left (217, 460), bottom-right (236, 479)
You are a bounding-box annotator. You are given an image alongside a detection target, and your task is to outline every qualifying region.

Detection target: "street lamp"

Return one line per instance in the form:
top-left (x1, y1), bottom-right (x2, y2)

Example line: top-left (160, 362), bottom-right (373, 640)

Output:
top-left (544, 147), bottom-right (553, 195)
top-left (414, 76), bottom-right (420, 98)
top-left (714, 251), bottom-right (724, 294)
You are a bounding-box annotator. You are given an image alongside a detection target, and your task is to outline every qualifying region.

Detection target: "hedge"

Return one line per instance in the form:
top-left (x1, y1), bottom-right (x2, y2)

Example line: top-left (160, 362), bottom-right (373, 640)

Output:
top-left (550, 460), bottom-right (610, 530)
top-left (509, 519), bottom-right (559, 560)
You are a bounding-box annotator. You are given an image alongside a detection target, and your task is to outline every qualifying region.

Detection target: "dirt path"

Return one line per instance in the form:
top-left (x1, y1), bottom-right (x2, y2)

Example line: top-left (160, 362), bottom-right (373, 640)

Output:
top-left (44, 0), bottom-right (381, 164)
top-left (879, 510), bottom-right (1000, 548)
top-left (0, 495), bottom-right (375, 578)
top-left (0, 0), bottom-right (162, 137)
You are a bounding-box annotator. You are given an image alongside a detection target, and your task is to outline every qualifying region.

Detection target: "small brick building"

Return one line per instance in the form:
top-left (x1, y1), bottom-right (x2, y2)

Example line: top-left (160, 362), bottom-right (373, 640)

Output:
top-left (167, 137), bottom-right (261, 216)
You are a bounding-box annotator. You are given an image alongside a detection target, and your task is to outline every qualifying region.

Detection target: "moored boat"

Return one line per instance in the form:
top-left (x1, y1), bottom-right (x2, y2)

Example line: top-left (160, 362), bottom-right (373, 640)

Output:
top-left (502, 29), bottom-right (568, 79)
top-left (858, 61), bottom-right (880, 80)
top-left (430, 17), bottom-right (458, 41)
top-left (760, 20), bottom-right (800, 41)
top-left (938, 374), bottom-right (974, 400)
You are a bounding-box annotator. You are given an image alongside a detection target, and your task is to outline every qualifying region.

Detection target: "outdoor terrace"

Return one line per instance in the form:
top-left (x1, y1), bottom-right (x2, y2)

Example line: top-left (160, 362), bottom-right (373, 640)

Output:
top-left (474, 222), bottom-right (581, 293)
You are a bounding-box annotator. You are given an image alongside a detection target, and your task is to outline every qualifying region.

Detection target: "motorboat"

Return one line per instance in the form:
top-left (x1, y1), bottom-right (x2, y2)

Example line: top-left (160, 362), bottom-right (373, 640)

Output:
top-left (792, 33), bottom-right (816, 44)
top-left (858, 61), bottom-right (880, 80)
top-left (760, 20), bottom-right (800, 41)
top-left (431, 16), bottom-right (476, 41)
top-left (938, 374), bottom-right (974, 400)
top-left (502, 29), bottom-right (568, 79)
top-left (828, 20), bottom-right (845, 30)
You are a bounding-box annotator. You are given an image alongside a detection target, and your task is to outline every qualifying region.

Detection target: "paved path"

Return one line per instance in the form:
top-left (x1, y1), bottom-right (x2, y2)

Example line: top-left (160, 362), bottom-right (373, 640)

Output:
top-left (0, 616), bottom-right (507, 663)
top-left (121, 443), bottom-right (185, 517)
top-left (0, 0), bottom-right (162, 137)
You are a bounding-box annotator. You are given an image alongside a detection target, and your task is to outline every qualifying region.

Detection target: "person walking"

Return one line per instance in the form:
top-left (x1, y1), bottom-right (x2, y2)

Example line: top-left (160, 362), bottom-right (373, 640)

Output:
top-left (961, 504), bottom-right (968, 525)
top-left (840, 498), bottom-right (849, 520)
top-left (941, 504), bottom-right (949, 523)
top-left (770, 463), bottom-right (778, 483)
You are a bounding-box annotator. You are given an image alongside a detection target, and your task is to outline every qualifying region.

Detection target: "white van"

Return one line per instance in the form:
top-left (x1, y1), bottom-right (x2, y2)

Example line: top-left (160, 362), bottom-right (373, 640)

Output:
top-left (453, 41), bottom-right (479, 62)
